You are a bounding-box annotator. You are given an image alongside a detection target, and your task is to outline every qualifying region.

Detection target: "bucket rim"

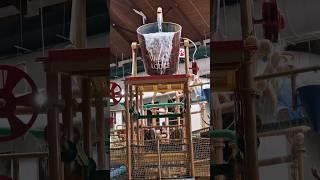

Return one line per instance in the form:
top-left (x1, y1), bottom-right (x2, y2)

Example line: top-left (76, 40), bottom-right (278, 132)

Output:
top-left (137, 21), bottom-right (182, 35)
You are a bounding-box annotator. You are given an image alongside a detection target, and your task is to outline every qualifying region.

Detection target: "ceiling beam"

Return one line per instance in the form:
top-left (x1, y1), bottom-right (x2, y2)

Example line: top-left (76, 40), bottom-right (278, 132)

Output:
top-left (163, 6), bottom-right (173, 16)
top-left (170, 2), bottom-right (203, 39)
top-left (113, 23), bottom-right (136, 35)
top-left (187, 0), bottom-right (209, 29)
top-left (0, 0), bottom-right (17, 8)
top-left (143, 0), bottom-right (154, 12)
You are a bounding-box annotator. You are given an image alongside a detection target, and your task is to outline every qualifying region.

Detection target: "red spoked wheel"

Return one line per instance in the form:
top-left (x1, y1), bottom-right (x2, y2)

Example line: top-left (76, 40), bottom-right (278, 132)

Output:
top-left (110, 82), bottom-right (122, 106)
top-left (0, 65), bottom-right (39, 142)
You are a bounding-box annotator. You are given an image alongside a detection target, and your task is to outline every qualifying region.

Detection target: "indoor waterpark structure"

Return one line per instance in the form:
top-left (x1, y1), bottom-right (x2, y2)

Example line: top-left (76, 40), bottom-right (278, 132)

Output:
top-left (0, 0), bottom-right (320, 180)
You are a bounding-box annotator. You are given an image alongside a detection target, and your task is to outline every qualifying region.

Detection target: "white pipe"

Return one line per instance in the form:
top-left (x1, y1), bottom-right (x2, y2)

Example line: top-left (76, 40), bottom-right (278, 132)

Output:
top-left (69, 0), bottom-right (87, 48)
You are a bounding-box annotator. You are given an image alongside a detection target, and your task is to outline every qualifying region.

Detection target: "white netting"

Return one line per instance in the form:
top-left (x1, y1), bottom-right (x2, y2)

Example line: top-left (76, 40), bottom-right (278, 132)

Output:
top-left (193, 138), bottom-right (210, 177)
top-left (130, 138), bottom-right (189, 179)
top-left (143, 32), bottom-right (175, 74)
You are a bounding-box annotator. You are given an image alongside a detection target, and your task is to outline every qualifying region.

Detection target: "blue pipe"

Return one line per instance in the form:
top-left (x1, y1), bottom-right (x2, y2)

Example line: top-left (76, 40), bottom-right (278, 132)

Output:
top-left (110, 165), bottom-right (127, 178)
top-left (297, 85), bottom-right (320, 132)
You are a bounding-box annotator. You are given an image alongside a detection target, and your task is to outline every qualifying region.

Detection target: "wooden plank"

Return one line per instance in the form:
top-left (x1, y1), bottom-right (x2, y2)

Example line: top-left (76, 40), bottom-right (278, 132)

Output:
top-left (138, 84), bottom-right (185, 92)
top-left (47, 48), bottom-right (109, 74)
top-left (258, 126), bottom-right (310, 137)
top-left (0, 152), bottom-right (48, 160)
top-left (125, 74), bottom-right (192, 85)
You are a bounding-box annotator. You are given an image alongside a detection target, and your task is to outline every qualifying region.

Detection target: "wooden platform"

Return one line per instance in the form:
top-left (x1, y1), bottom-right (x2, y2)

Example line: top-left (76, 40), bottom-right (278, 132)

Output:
top-left (125, 74), bottom-right (191, 85)
top-left (41, 48), bottom-right (109, 76)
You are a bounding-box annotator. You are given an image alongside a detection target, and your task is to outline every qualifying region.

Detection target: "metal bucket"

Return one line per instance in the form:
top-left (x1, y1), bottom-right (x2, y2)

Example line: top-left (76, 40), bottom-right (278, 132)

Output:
top-left (137, 22), bottom-right (182, 75)
top-left (297, 85), bottom-right (320, 132)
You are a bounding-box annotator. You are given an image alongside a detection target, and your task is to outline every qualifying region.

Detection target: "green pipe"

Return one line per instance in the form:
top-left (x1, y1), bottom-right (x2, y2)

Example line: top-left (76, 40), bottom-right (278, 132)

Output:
top-left (210, 129), bottom-right (237, 142)
top-left (211, 161), bottom-right (235, 178)
top-left (0, 128), bottom-right (45, 139)
top-left (143, 102), bottom-right (184, 109)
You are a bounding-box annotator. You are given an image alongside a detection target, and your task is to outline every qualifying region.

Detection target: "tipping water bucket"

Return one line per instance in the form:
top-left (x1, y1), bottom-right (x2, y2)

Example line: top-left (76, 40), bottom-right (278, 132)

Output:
top-left (297, 85), bottom-right (320, 132)
top-left (137, 22), bottom-right (182, 75)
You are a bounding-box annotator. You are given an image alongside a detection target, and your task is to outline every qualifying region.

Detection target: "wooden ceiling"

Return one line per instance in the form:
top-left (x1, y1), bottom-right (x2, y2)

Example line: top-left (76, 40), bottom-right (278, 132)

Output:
top-left (110, 0), bottom-right (210, 63)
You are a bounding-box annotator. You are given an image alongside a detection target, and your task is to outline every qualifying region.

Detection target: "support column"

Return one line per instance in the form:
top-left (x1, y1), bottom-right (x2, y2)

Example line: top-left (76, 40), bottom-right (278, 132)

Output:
top-left (213, 99), bottom-right (224, 180)
top-left (295, 133), bottom-right (305, 180)
top-left (131, 43), bottom-right (138, 76)
top-left (184, 82), bottom-right (194, 177)
top-left (47, 72), bottom-right (61, 180)
top-left (176, 92), bottom-right (181, 126)
top-left (184, 40), bottom-right (190, 74)
top-left (135, 86), bottom-right (140, 146)
top-left (165, 107), bottom-right (169, 139)
top-left (239, 0), bottom-right (259, 179)
top-left (61, 74), bottom-right (73, 180)
top-left (129, 85), bottom-right (135, 143)
top-left (13, 159), bottom-right (19, 180)
top-left (69, 0), bottom-right (87, 48)
top-left (125, 83), bottom-right (132, 179)
top-left (200, 102), bottom-right (207, 128)
top-left (96, 92), bottom-right (106, 170)
top-left (82, 78), bottom-right (92, 157)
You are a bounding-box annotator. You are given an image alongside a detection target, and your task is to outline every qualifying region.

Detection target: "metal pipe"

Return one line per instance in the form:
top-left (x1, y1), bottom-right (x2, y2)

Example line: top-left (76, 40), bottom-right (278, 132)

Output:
top-left (258, 126), bottom-right (310, 137)
top-left (255, 66), bottom-right (320, 81)
top-left (258, 155), bottom-right (293, 167)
